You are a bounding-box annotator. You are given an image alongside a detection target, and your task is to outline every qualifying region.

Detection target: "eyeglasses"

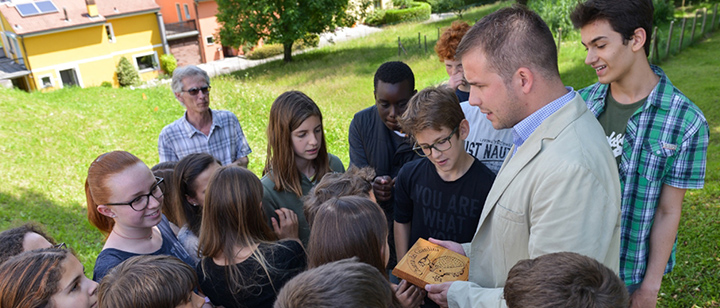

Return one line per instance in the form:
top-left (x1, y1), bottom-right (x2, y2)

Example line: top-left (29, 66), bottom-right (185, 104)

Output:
top-left (53, 242), bottom-right (67, 249)
top-left (104, 177), bottom-right (164, 211)
top-left (182, 85), bottom-right (211, 96)
top-left (412, 126), bottom-right (458, 157)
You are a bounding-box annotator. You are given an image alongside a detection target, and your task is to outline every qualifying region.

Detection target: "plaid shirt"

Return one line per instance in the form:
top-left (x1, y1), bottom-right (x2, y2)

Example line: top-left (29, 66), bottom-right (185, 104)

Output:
top-left (580, 65), bottom-right (708, 285)
top-left (158, 109), bottom-right (252, 165)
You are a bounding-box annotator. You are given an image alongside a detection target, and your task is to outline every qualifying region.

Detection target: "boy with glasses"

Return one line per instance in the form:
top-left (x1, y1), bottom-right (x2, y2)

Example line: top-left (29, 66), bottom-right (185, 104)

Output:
top-left (393, 86), bottom-right (495, 307)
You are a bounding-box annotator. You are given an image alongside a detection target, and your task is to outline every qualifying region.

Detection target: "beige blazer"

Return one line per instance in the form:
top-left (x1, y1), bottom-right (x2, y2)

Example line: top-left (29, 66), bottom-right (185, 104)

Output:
top-left (446, 94), bottom-right (622, 308)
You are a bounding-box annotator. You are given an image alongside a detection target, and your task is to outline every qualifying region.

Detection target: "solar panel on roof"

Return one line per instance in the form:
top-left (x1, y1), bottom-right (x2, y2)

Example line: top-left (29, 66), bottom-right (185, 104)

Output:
top-left (35, 1), bottom-right (58, 13)
top-left (16, 3), bottom-right (39, 16)
top-left (15, 0), bottom-right (59, 17)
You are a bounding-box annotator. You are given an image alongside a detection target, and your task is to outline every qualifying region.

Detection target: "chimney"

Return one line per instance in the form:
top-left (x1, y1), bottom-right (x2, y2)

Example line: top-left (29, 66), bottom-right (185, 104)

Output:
top-left (86, 0), bottom-right (98, 17)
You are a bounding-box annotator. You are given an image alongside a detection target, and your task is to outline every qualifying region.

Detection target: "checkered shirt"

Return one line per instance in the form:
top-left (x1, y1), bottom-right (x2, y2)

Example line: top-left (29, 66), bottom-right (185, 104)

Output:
top-left (512, 87), bottom-right (575, 153)
top-left (158, 109), bottom-right (252, 165)
top-left (580, 65), bottom-right (708, 285)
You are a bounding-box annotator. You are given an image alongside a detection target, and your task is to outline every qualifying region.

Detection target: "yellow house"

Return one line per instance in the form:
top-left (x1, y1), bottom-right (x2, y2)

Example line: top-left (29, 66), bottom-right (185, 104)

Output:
top-left (0, 0), bottom-right (167, 91)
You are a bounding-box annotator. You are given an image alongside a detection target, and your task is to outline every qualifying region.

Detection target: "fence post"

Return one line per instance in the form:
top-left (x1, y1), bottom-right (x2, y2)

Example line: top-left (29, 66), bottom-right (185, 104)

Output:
top-left (418, 32), bottom-right (421, 50)
top-left (424, 35), bottom-right (427, 53)
top-left (701, 8), bottom-right (708, 35)
top-left (398, 36), bottom-right (401, 57)
top-left (650, 26), bottom-right (659, 64)
top-left (665, 20), bottom-right (674, 58)
top-left (557, 28), bottom-right (563, 52)
top-left (679, 18), bottom-right (687, 51)
top-left (437, 27), bottom-right (440, 40)
top-left (690, 11), bottom-right (698, 42)
top-left (712, 4), bottom-right (718, 30)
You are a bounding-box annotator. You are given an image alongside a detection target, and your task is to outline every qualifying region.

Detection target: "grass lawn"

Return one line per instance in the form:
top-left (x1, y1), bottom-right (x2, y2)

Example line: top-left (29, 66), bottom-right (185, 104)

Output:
top-left (0, 2), bottom-right (717, 306)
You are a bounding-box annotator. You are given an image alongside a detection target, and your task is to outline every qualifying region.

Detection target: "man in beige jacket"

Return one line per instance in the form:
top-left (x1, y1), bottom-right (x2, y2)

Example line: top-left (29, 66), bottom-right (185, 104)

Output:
top-left (424, 6), bottom-right (622, 308)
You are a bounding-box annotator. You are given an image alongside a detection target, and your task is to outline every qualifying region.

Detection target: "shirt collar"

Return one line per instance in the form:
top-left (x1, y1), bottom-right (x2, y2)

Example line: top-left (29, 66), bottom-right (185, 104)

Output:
top-left (181, 109), bottom-right (217, 138)
top-left (512, 87), bottom-right (575, 149)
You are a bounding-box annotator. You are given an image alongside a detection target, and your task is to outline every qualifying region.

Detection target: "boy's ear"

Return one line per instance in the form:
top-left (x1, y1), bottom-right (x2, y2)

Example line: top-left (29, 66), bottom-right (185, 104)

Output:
top-left (459, 119), bottom-right (470, 140)
top-left (631, 27), bottom-right (647, 53)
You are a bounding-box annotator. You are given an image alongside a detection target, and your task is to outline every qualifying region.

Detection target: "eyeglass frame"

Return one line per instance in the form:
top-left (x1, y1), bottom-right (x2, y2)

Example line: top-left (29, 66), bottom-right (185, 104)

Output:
top-left (412, 126), bottom-right (459, 158)
top-left (103, 177), bottom-right (164, 211)
top-left (53, 242), bottom-right (67, 249)
top-left (181, 85), bottom-right (211, 96)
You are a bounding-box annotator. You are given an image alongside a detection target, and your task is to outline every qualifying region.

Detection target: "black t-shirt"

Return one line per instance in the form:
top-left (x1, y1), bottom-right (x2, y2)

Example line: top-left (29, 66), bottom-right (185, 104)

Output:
top-left (196, 240), bottom-right (306, 308)
top-left (394, 158), bottom-right (495, 247)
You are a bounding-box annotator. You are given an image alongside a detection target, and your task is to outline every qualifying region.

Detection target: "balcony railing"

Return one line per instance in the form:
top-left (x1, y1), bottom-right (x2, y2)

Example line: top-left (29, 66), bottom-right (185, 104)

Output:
top-left (164, 20), bottom-right (197, 36)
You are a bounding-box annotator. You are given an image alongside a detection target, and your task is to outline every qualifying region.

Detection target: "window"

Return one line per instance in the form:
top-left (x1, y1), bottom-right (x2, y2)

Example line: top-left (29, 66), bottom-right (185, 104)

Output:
top-left (59, 68), bottom-right (79, 87)
top-left (105, 23), bottom-right (115, 43)
top-left (205, 36), bottom-right (214, 45)
top-left (184, 4), bottom-right (191, 20)
top-left (176, 4), bottom-right (182, 21)
top-left (40, 75), bottom-right (53, 88)
top-left (134, 52), bottom-right (159, 72)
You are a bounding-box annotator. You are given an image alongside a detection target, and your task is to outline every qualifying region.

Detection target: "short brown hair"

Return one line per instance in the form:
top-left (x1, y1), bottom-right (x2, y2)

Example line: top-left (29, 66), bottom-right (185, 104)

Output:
top-left (435, 21), bottom-right (471, 61)
top-left (99, 255), bottom-right (198, 308)
top-left (303, 166), bottom-right (375, 227)
top-left (274, 258), bottom-right (394, 308)
top-left (456, 5), bottom-right (560, 84)
top-left (0, 223), bottom-right (56, 265)
top-left (504, 252), bottom-right (628, 308)
top-left (399, 85), bottom-right (464, 140)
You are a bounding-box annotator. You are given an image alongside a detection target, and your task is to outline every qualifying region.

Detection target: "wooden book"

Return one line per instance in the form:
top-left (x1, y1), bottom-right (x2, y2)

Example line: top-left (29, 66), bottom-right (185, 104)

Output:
top-left (392, 238), bottom-right (470, 288)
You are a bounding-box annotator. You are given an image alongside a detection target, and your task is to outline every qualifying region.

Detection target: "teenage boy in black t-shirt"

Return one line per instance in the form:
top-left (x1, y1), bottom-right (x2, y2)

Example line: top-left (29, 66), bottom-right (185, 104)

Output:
top-left (394, 86), bottom-right (495, 307)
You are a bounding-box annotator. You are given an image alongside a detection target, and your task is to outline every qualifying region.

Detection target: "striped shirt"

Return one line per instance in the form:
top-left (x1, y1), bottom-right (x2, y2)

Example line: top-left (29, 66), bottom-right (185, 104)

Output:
top-left (158, 109), bottom-right (252, 165)
top-left (580, 65), bottom-right (708, 285)
top-left (512, 87), bottom-right (575, 155)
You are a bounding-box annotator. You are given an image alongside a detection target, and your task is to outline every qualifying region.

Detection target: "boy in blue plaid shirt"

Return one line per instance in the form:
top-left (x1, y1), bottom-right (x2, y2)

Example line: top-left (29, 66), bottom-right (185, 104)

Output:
top-left (571, 1), bottom-right (709, 307)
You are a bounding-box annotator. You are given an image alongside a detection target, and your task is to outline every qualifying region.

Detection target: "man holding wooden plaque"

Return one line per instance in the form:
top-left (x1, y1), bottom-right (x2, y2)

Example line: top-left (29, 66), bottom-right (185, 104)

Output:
top-left (424, 6), bottom-right (622, 308)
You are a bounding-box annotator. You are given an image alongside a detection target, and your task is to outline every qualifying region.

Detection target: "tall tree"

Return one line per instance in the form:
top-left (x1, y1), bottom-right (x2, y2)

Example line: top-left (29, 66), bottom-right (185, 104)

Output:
top-left (216, 0), bottom-right (354, 62)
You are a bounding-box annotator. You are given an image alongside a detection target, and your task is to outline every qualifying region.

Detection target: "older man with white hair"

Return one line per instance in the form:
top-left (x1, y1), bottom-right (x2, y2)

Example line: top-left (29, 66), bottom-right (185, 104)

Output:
top-left (158, 65), bottom-right (251, 167)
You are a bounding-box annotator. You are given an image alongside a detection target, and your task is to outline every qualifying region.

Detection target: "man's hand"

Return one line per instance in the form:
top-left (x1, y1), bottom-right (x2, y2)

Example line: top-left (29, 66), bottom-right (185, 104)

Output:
top-left (428, 238), bottom-right (465, 256)
top-left (393, 280), bottom-right (426, 308)
top-left (373, 175), bottom-right (395, 202)
top-left (425, 281), bottom-right (454, 308)
top-left (629, 285), bottom-right (659, 308)
top-left (232, 156), bottom-right (249, 168)
top-left (271, 208), bottom-right (299, 240)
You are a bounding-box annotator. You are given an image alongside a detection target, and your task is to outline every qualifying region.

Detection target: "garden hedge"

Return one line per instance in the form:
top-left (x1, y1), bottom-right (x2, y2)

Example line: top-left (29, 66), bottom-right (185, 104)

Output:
top-left (384, 2), bottom-right (432, 24)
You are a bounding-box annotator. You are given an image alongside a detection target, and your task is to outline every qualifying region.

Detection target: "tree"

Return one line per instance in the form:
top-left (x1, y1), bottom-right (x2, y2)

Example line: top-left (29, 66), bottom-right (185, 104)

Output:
top-left (116, 56), bottom-right (139, 87)
top-left (216, 0), bottom-right (355, 62)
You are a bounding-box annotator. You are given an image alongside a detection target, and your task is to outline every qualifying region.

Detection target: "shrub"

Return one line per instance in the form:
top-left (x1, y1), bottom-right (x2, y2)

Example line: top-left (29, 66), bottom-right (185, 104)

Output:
top-left (160, 54), bottom-right (177, 76)
top-left (100, 81), bottom-right (112, 88)
top-left (365, 9), bottom-right (387, 26)
top-left (246, 44), bottom-right (285, 60)
top-left (394, 0), bottom-right (413, 9)
top-left (384, 2), bottom-right (432, 24)
top-left (653, 0), bottom-right (674, 24)
top-left (528, 0), bottom-right (576, 37)
top-left (115, 56), bottom-right (140, 87)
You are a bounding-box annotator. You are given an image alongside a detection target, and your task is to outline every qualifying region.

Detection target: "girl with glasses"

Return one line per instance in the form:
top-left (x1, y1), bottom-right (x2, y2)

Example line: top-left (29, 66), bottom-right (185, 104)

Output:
top-left (86, 151), bottom-right (194, 282)
top-left (0, 247), bottom-right (98, 308)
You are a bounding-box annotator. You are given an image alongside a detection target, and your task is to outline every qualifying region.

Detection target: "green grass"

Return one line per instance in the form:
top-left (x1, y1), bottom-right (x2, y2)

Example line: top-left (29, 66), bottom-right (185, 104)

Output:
top-left (0, 2), bottom-right (718, 306)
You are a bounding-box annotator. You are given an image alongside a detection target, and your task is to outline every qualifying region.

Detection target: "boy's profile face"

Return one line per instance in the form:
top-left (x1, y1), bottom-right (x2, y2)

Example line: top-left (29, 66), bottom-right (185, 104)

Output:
top-left (413, 120), bottom-right (469, 173)
top-left (375, 80), bottom-right (416, 132)
top-left (580, 19), bottom-right (638, 85)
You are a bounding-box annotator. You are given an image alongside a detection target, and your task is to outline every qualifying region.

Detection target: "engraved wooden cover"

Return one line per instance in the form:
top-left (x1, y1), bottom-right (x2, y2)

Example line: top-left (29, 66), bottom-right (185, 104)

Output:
top-left (392, 238), bottom-right (469, 288)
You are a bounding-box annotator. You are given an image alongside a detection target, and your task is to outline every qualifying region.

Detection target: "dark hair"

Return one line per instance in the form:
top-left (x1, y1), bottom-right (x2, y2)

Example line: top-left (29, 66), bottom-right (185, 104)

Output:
top-left (264, 91), bottom-right (331, 197)
top-left (99, 255), bottom-right (198, 308)
top-left (399, 85), bottom-right (464, 140)
top-left (373, 61), bottom-right (415, 93)
top-left (435, 21), bottom-right (471, 61)
top-left (86, 151), bottom-right (143, 235)
top-left (171, 153), bottom-right (220, 237)
top-left (152, 162), bottom-right (178, 225)
top-left (504, 252), bottom-right (629, 308)
top-left (307, 196), bottom-right (388, 278)
top-left (456, 5), bottom-right (559, 83)
top-left (0, 248), bottom-right (70, 308)
top-left (274, 258), bottom-right (394, 308)
top-left (0, 223), bottom-right (56, 265)
top-left (303, 166), bottom-right (375, 227)
top-left (570, 0), bottom-right (654, 55)
top-left (199, 166), bottom-right (279, 298)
